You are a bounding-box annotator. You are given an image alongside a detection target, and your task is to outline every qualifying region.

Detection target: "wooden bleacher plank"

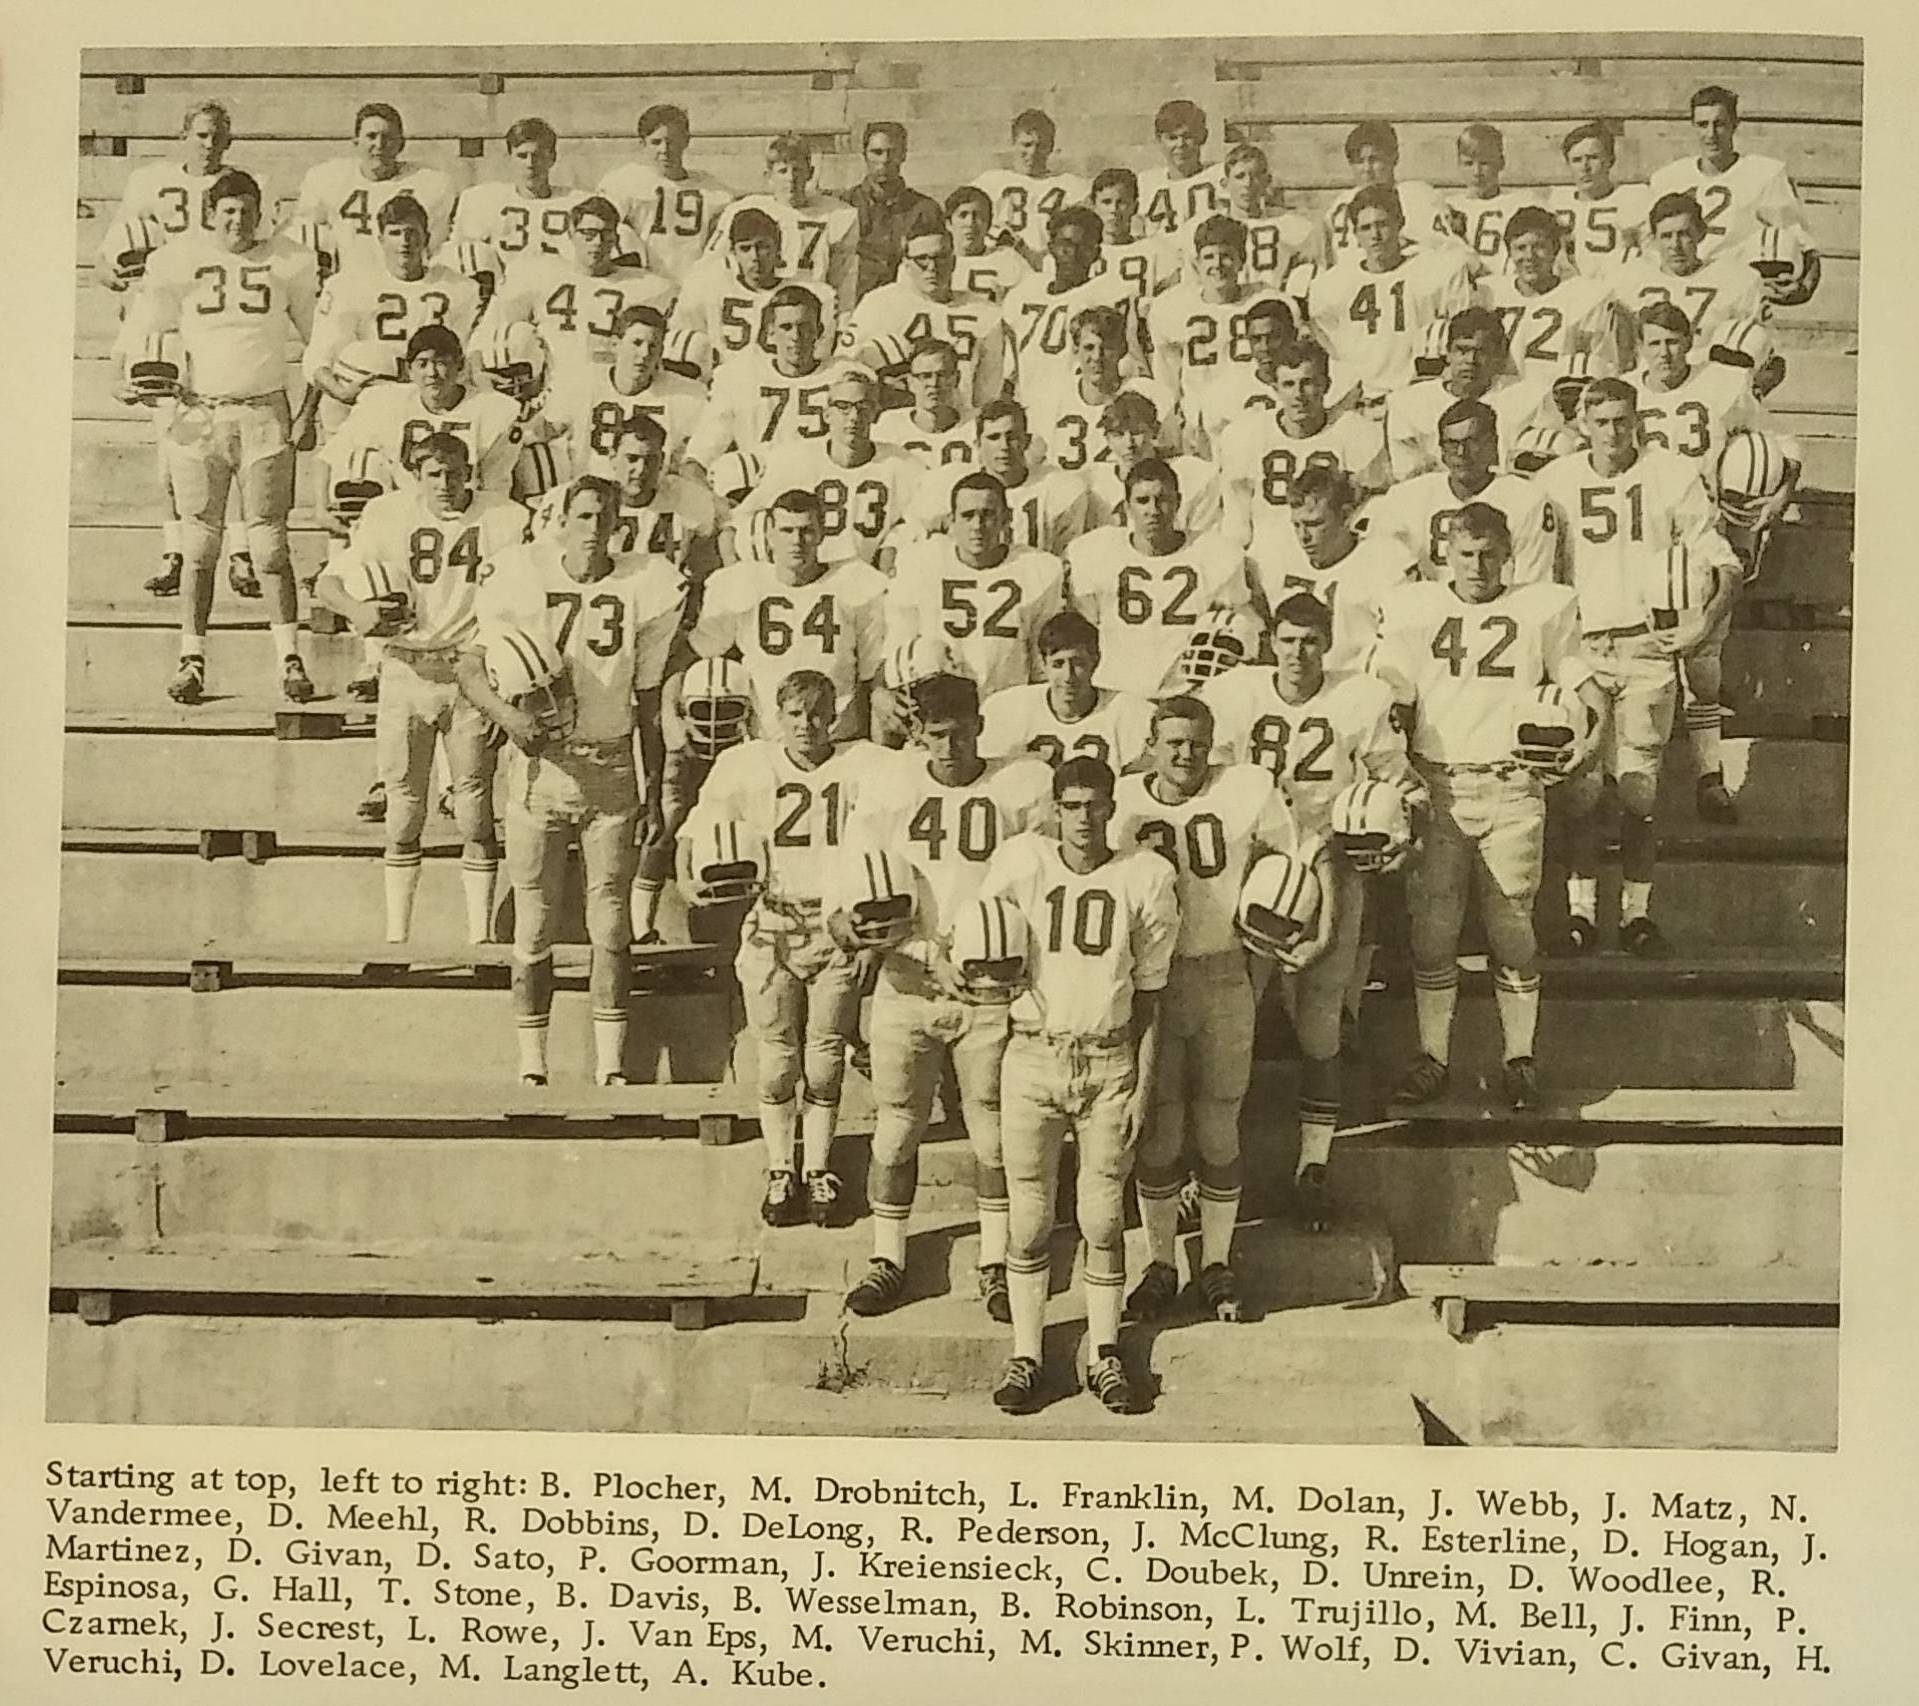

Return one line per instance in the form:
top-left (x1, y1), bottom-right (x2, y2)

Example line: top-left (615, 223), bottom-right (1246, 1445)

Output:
top-left (1199, 33), bottom-right (1861, 66)
top-left (1402, 1261), bottom-right (1839, 1307)
top-left (81, 45), bottom-right (859, 79)
top-left (1351, 1084), bottom-right (1841, 1138)
top-left (66, 703), bottom-right (373, 737)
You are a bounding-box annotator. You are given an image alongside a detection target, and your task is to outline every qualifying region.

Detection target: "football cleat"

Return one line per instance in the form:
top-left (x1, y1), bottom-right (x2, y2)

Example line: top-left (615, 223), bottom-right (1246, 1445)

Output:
top-left (484, 621), bottom-right (576, 742)
top-left (356, 779), bottom-right (387, 823)
top-left (844, 1257), bottom-right (908, 1318)
top-left (977, 1263), bottom-right (1011, 1325)
top-left (347, 670), bottom-right (381, 703)
top-left (228, 552), bottom-right (261, 599)
top-left (145, 553), bottom-right (183, 597)
top-left (833, 847), bottom-right (919, 950)
top-left (1175, 606), bottom-right (1258, 689)
top-left (678, 814), bottom-right (767, 907)
top-left (1329, 777), bottom-right (1414, 873)
top-left (1086, 1347), bottom-right (1138, 1415)
top-left (1511, 684), bottom-right (1583, 776)
top-left (949, 895), bottom-right (1030, 1003)
top-left (1123, 1260), bottom-right (1182, 1323)
top-left (471, 321), bottom-right (548, 407)
top-left (1293, 1163), bottom-right (1332, 1234)
top-left (167, 654), bottom-right (206, 705)
top-left (1621, 915), bottom-right (1671, 959)
top-left (1696, 773), bottom-right (1740, 824)
top-left (1560, 913), bottom-right (1599, 956)
top-left (1392, 1052), bottom-right (1450, 1105)
top-left (805, 1170), bottom-right (843, 1229)
top-left (677, 656), bottom-right (754, 758)
top-left (1503, 1056), bottom-right (1540, 1111)
top-left (281, 654), bottom-right (317, 704)
top-left (1235, 848), bottom-right (1324, 965)
top-left (992, 1355), bottom-right (1044, 1415)
top-left (760, 1168), bottom-right (804, 1228)
top-left (1193, 1262), bottom-right (1243, 1324)
top-left (599, 1072), bottom-right (631, 1089)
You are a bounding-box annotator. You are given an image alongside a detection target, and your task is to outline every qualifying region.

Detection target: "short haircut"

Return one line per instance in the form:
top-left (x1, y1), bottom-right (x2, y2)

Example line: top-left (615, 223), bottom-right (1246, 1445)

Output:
top-left (1070, 304), bottom-right (1129, 347)
top-left (1458, 121), bottom-right (1505, 157)
top-left (205, 168), bottom-right (262, 208)
top-left (610, 302), bottom-right (668, 340)
top-left (607, 413), bottom-right (668, 453)
top-left (765, 282), bottom-right (823, 322)
top-left (182, 100), bottom-right (232, 141)
top-left (776, 668), bottom-right (835, 712)
top-left (355, 102), bottom-right (403, 137)
top-left (728, 206), bottom-right (782, 245)
top-left (405, 323), bottom-right (463, 364)
top-left (1344, 120), bottom-right (1398, 164)
top-left (637, 103), bottom-right (690, 139)
top-left (569, 195), bottom-right (620, 230)
top-left (1247, 297), bottom-right (1299, 335)
top-left (944, 184), bottom-right (992, 217)
top-left (1583, 376), bottom-right (1639, 411)
top-left (1649, 191), bottom-right (1707, 232)
top-left (1504, 204), bottom-right (1562, 249)
top-left (977, 396), bottom-right (1029, 436)
top-left (915, 671), bottom-right (982, 724)
top-left (1222, 141), bottom-right (1270, 175)
top-left (1689, 84), bottom-right (1739, 119)
top-left (376, 192), bottom-right (428, 232)
top-left (1271, 591), bottom-right (1334, 639)
top-left (1447, 306), bottom-right (1509, 350)
top-left (770, 487), bottom-right (824, 521)
top-left (901, 208), bottom-right (953, 246)
top-left (827, 365), bottom-right (877, 400)
top-left (1272, 336), bottom-right (1329, 377)
top-left (407, 430), bottom-right (472, 473)
top-left (1151, 694), bottom-right (1214, 739)
top-left (1154, 99), bottom-right (1207, 137)
top-left (950, 469), bottom-right (1010, 511)
top-left (906, 336), bottom-right (959, 370)
top-left (1636, 301), bottom-right (1694, 339)
top-left (766, 131), bottom-right (812, 167)
top-left (505, 117), bottom-right (558, 153)
top-left (1011, 108), bottom-right (1056, 146)
top-left (1288, 463), bottom-right (1359, 514)
top-left (1047, 204), bottom-right (1102, 246)
top-left (1089, 166), bottom-right (1138, 201)
top-left (1437, 397), bottom-right (1498, 438)
top-left (1347, 184), bottom-right (1404, 227)
top-left (1448, 502), bottom-right (1511, 551)
top-left (862, 120), bottom-right (908, 151)
top-left (563, 473), bottom-right (620, 515)
top-left (1053, 753), bottom-right (1117, 800)
top-left (1037, 608), bottom-right (1100, 659)
top-left (1192, 214), bottom-right (1248, 258)
top-left (1561, 120), bottom-right (1617, 159)
top-left (1124, 455), bottom-right (1179, 497)
top-left (1100, 392), bottom-right (1162, 434)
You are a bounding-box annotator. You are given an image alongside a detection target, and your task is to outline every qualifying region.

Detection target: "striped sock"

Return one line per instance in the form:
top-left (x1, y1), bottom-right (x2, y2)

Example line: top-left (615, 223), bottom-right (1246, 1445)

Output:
top-left (1083, 1257), bottom-right (1124, 1353)
top-left (383, 850), bottom-right (423, 942)
top-left (516, 1015), bottom-right (550, 1083)
top-left (1492, 966), bottom-right (1542, 1060)
top-left (461, 854), bottom-right (498, 944)
top-left (631, 875), bottom-right (665, 939)
top-left (1007, 1258), bottom-right (1050, 1361)
top-left (1197, 1181), bottom-right (1240, 1270)
top-left (592, 1010), bottom-right (627, 1083)
top-left (1412, 965), bottom-right (1459, 1065)
top-left (976, 1195), bottom-right (1010, 1269)
top-left (1684, 700), bottom-right (1725, 777)
top-left (872, 1201), bottom-right (910, 1268)
top-left (1298, 1094), bottom-right (1340, 1172)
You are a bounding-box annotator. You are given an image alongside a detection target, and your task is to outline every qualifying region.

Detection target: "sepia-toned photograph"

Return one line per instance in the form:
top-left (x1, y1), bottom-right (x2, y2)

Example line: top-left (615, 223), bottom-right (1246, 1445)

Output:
top-left (48, 30), bottom-right (1853, 1450)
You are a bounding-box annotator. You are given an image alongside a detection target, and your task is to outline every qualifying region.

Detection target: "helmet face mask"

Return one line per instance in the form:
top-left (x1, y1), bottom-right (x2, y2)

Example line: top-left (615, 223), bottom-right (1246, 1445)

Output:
top-left (682, 818), bottom-right (766, 907)
top-left (956, 954), bottom-right (1026, 1003)
top-left (680, 659), bottom-right (754, 758)
top-left (1235, 850), bottom-right (1323, 966)
top-left (1237, 903), bottom-right (1309, 959)
top-left (949, 897), bottom-right (1029, 1003)
top-left (1177, 610), bottom-right (1256, 689)
top-left (1330, 778), bottom-right (1413, 873)
top-left (1512, 686), bottom-right (1581, 774)
top-left (515, 676), bottom-right (577, 743)
top-left (849, 893), bottom-right (916, 949)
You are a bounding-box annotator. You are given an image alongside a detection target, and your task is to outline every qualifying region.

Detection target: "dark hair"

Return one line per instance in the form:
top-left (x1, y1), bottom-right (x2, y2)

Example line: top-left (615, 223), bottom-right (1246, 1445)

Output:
top-left (1053, 753), bottom-right (1116, 800)
top-left (1090, 166), bottom-right (1138, 201)
top-left (1446, 306), bottom-right (1509, 351)
top-left (944, 184), bottom-right (992, 217)
top-left (862, 120), bottom-right (908, 151)
top-left (637, 103), bottom-right (690, 139)
top-left (1504, 205), bottom-right (1562, 249)
top-left (977, 396), bottom-right (1030, 436)
top-left (1047, 204), bottom-right (1102, 246)
top-left (376, 192), bottom-right (428, 232)
top-left (1347, 184), bottom-right (1404, 227)
top-left (1344, 120), bottom-right (1398, 164)
top-left (1246, 297), bottom-right (1298, 336)
top-left (949, 470), bottom-right (1010, 512)
top-left (765, 283), bottom-right (824, 324)
top-left (405, 324), bottom-right (464, 364)
top-left (563, 473), bottom-right (621, 516)
top-left (1438, 398), bottom-right (1499, 439)
top-left (1270, 336), bottom-right (1329, 377)
top-left (1271, 591), bottom-right (1333, 639)
top-left (906, 336), bottom-right (959, 370)
top-left (355, 102), bottom-right (404, 137)
top-left (1123, 455), bottom-right (1179, 497)
top-left (1689, 84), bottom-right (1739, 120)
top-left (1037, 608), bottom-right (1100, 659)
top-left (505, 116), bottom-right (558, 153)
top-left (607, 413), bottom-right (668, 453)
top-left (1582, 376), bottom-right (1638, 411)
top-left (1011, 108), bottom-right (1056, 147)
top-left (1448, 502), bottom-right (1511, 551)
top-left (1150, 694), bottom-right (1214, 738)
top-left (1561, 121), bottom-right (1617, 160)
top-left (405, 431), bottom-right (472, 474)
top-left (776, 667), bottom-right (835, 711)
top-left (205, 168), bottom-right (262, 208)
top-left (767, 132), bottom-right (812, 167)
top-left (1070, 305), bottom-right (1129, 348)
top-left (728, 206), bottom-right (782, 246)
top-left (1636, 301), bottom-right (1694, 339)
top-left (1649, 191), bottom-right (1707, 233)
top-left (1287, 464), bottom-right (1358, 515)
top-left (1458, 121), bottom-right (1505, 158)
top-left (771, 487), bottom-right (824, 521)
top-left (1154, 99), bottom-right (1206, 138)
top-left (1192, 214), bottom-right (1247, 258)
top-left (1099, 392), bottom-right (1161, 433)
top-left (569, 196), bottom-right (621, 230)
top-left (915, 671), bottom-right (982, 725)
top-left (610, 303), bottom-right (669, 340)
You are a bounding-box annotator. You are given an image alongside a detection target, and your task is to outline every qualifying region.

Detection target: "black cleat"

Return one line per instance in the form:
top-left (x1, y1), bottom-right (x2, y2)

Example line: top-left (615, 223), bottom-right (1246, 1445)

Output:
top-left (1392, 1052), bottom-right (1449, 1105)
top-left (1503, 1055), bottom-right (1541, 1111)
top-left (1560, 914), bottom-right (1599, 956)
top-left (844, 1257), bottom-right (907, 1317)
top-left (1294, 1162), bottom-right (1333, 1233)
top-left (281, 654), bottom-right (317, 704)
top-left (1086, 1346), bottom-right (1138, 1414)
top-left (804, 1169), bottom-right (843, 1228)
top-left (1124, 1260), bottom-right (1182, 1323)
top-left (167, 654), bottom-right (206, 705)
top-left (355, 780), bottom-right (387, 824)
top-left (993, 1355), bottom-right (1043, 1415)
top-left (347, 671), bottom-right (380, 704)
top-left (1192, 1262), bottom-right (1243, 1323)
top-left (761, 1168), bottom-right (804, 1228)
top-left (228, 552), bottom-right (262, 598)
top-left (977, 1263), bottom-right (1011, 1325)
top-left (1696, 774), bottom-right (1739, 824)
top-left (1620, 915), bottom-right (1671, 959)
top-left (145, 553), bottom-right (183, 596)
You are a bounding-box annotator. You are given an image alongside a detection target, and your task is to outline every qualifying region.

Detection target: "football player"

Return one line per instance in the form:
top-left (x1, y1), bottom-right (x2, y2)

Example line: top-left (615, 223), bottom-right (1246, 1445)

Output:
top-left (478, 197), bottom-right (677, 401)
top-left (1066, 458), bottom-right (1254, 695)
top-left (1217, 336), bottom-right (1390, 575)
top-left (1114, 697), bottom-right (1313, 1320)
top-left (872, 338), bottom-right (977, 470)
top-left (845, 121), bottom-right (944, 301)
top-left (532, 415), bottom-right (720, 585)
top-left (1024, 306), bottom-right (1177, 475)
top-left (1370, 505), bottom-right (1603, 1108)
top-left (839, 216), bottom-right (1007, 408)
top-left (449, 117), bottom-right (591, 288)
top-left (1088, 168), bottom-right (1183, 305)
top-left (1189, 296), bottom-right (1301, 451)
top-left (1483, 206), bottom-right (1630, 386)
top-left (1537, 377), bottom-right (1740, 950)
top-left (946, 186), bottom-right (1034, 305)
top-left (541, 303), bottom-right (707, 473)
top-left (690, 487), bottom-right (886, 736)
top-left (295, 102), bottom-right (455, 279)
top-left (980, 609), bottom-right (1155, 772)
top-left (1609, 192), bottom-right (1768, 357)
top-left (724, 367), bottom-right (921, 571)
top-left (671, 209), bottom-right (838, 378)
top-left (836, 673), bottom-right (1054, 1317)
top-left (973, 109), bottom-right (1090, 265)
top-left (1384, 306), bottom-right (1550, 482)
top-left (1307, 186), bottom-right (1478, 402)
top-left (686, 669), bottom-right (876, 1225)
top-left (1204, 592), bottom-right (1411, 1216)
top-left (467, 473), bottom-right (688, 1088)
top-left (1649, 84), bottom-right (1821, 293)
top-left (1443, 123), bottom-right (1553, 267)
top-left (680, 284), bottom-right (842, 477)
top-left (712, 133), bottom-right (860, 308)
top-left (1368, 398), bottom-right (1558, 586)
top-left (1325, 120), bottom-right (1455, 258)
top-left (1137, 99), bottom-right (1225, 237)
top-left (598, 103), bottom-right (736, 286)
top-left (1148, 214), bottom-right (1265, 428)
top-left (1175, 143), bottom-right (1325, 296)
top-left (121, 168), bottom-right (320, 706)
top-left (1081, 392), bottom-right (1220, 533)
top-left (1552, 122), bottom-right (1652, 279)
top-left (1002, 205), bottom-right (1138, 405)
top-left (911, 399), bottom-right (1093, 557)
top-left (313, 433), bottom-right (529, 943)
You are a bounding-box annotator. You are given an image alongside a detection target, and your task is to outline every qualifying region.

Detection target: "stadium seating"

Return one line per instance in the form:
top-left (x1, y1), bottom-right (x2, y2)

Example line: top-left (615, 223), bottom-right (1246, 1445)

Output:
top-left (52, 32), bottom-right (1854, 1445)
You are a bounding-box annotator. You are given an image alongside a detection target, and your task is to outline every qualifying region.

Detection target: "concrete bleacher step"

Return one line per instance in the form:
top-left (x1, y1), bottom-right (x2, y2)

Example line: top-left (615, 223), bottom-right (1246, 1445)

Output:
top-left (1721, 627), bottom-right (1850, 721)
top-left (70, 525), bottom-right (333, 612)
top-left (1530, 858), bottom-right (1844, 954)
top-left (66, 622), bottom-right (365, 710)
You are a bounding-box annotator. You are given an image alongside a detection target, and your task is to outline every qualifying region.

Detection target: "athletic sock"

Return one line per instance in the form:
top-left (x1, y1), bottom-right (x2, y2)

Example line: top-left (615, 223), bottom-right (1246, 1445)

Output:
top-left (1008, 1260), bottom-right (1049, 1361)
top-left (976, 1196), bottom-right (1010, 1269)
top-left (1492, 967), bottom-right (1542, 1060)
top-left (383, 851), bottom-right (423, 942)
top-left (1198, 1182), bottom-right (1240, 1270)
top-left (1083, 1263), bottom-right (1124, 1352)
top-left (460, 855), bottom-right (498, 944)
top-left (1297, 1094), bottom-right (1339, 1172)
top-left (631, 875), bottom-right (666, 939)
top-left (758, 1098), bottom-right (799, 1175)
top-left (1412, 965), bottom-right (1459, 1065)
top-left (800, 1097), bottom-right (838, 1175)
top-left (592, 1012), bottom-right (627, 1083)
top-left (1137, 1178), bottom-right (1182, 1271)
top-left (516, 1015), bottom-right (550, 1083)
top-left (270, 621), bottom-right (299, 663)
top-left (178, 631), bottom-right (205, 661)
top-left (872, 1201), bottom-right (909, 1268)
top-left (1620, 879), bottom-right (1654, 925)
top-left (1685, 703), bottom-right (1724, 777)
top-left (1567, 875), bottom-right (1599, 920)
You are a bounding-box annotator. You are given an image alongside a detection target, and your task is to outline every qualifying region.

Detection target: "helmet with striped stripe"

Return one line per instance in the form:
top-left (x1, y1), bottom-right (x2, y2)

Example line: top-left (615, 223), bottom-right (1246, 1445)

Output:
top-left (330, 338), bottom-right (404, 397)
top-left (1708, 314), bottom-right (1775, 375)
top-left (677, 814), bottom-right (767, 907)
top-left (949, 895), bottom-right (1030, 1003)
top-left (108, 213), bottom-right (170, 283)
top-left (660, 326), bottom-right (714, 383)
top-left (831, 847), bottom-right (921, 949)
top-left (483, 622), bottom-right (576, 741)
top-left (1715, 429), bottom-right (1791, 528)
top-left (1235, 849), bottom-right (1324, 965)
top-left (279, 213), bottom-right (339, 281)
top-left (1551, 349), bottom-right (1599, 421)
top-left (1328, 779), bottom-right (1414, 874)
top-left (1511, 683), bottom-right (1582, 774)
top-left (1176, 606), bottom-right (1258, 689)
top-left (124, 330), bottom-right (186, 403)
top-left (472, 321), bottom-right (547, 407)
top-left (352, 549), bottom-right (416, 633)
top-left (1510, 421), bottom-right (1582, 475)
top-left (514, 436), bottom-right (570, 500)
top-left (884, 636), bottom-right (961, 735)
top-left (1413, 315), bottom-right (1453, 379)
top-left (1749, 223), bottom-right (1807, 281)
top-left (327, 444), bottom-right (392, 523)
top-left (444, 238), bottom-right (503, 310)
top-left (678, 657), bottom-right (754, 758)
top-left (1650, 541), bottom-right (1699, 625)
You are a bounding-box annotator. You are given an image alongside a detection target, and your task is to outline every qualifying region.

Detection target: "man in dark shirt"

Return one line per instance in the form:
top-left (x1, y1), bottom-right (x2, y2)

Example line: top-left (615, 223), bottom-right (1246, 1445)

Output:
top-left (845, 120), bottom-right (942, 303)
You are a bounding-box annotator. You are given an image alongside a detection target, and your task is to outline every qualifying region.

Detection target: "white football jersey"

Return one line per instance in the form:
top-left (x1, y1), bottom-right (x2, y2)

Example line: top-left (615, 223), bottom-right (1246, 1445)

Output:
top-left (708, 193), bottom-right (858, 291)
top-left (325, 380), bottom-right (525, 496)
top-left (599, 163), bottom-right (737, 284)
top-left (1202, 668), bottom-right (1408, 834)
top-left (690, 738), bottom-right (872, 906)
top-left (1172, 203), bottom-right (1325, 293)
top-left (980, 684), bottom-right (1155, 773)
top-left (1369, 579), bottom-right (1589, 766)
top-left (1218, 409), bottom-right (1390, 567)
top-left (1607, 251), bottom-right (1766, 353)
top-left (1094, 233), bottom-right (1182, 305)
top-left (1066, 525), bottom-right (1254, 693)
top-left (1647, 152), bottom-right (1810, 261)
top-left (975, 168), bottom-right (1092, 255)
top-left (954, 247), bottom-right (1035, 305)
top-left (912, 460), bottom-right (1093, 557)
top-left (1082, 454), bottom-right (1223, 537)
top-left (1634, 360), bottom-right (1790, 490)
top-left (1002, 269), bottom-right (1139, 402)
top-left (1248, 532), bottom-right (1419, 675)
top-left (1147, 282), bottom-right (1268, 418)
top-left (544, 366), bottom-right (708, 470)
top-left (1113, 765), bottom-right (1298, 957)
top-left (1366, 468), bottom-right (1559, 587)
top-left (978, 835), bottom-right (1180, 1035)
top-left (727, 441), bottom-right (923, 566)
top-left (1384, 376), bottom-right (1555, 484)
top-left (886, 537), bottom-right (1068, 697)
top-left (486, 254), bottom-right (677, 393)
top-left (334, 488), bottom-right (529, 653)
top-left (1551, 183), bottom-right (1653, 278)
top-left (873, 406), bottom-right (979, 472)
top-left (1026, 375), bottom-right (1179, 475)
top-left (450, 180), bottom-right (593, 280)
top-left (303, 262), bottom-right (483, 382)
top-left (670, 261), bottom-right (837, 371)
top-left (682, 351), bottom-right (844, 468)
top-left (1138, 164), bottom-right (1228, 238)
top-left (530, 474), bottom-right (717, 570)
top-left (1483, 272), bottom-right (1628, 385)
top-left (840, 282), bottom-right (1007, 408)
top-left (1307, 248), bottom-right (1479, 398)
top-left (126, 233), bottom-right (318, 402)
top-left (102, 160), bottom-right (238, 262)
top-left (1324, 179), bottom-right (1455, 256)
top-left (296, 159), bottom-right (456, 277)
top-left (1535, 446), bottom-right (1740, 632)
top-left (690, 557), bottom-right (887, 725)
top-left (1443, 188), bottom-right (1557, 267)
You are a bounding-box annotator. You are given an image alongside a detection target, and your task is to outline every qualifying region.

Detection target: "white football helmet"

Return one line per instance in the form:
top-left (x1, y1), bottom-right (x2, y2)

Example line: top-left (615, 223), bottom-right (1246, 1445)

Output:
top-left (833, 848), bottom-right (920, 950)
top-left (1235, 850), bottom-right (1324, 965)
top-left (1176, 607), bottom-right (1258, 688)
top-left (327, 444), bottom-right (392, 526)
top-left (1715, 429), bottom-right (1792, 528)
top-left (1329, 779), bottom-right (1414, 874)
top-left (1650, 541), bottom-right (1698, 627)
top-left (330, 338), bottom-right (403, 398)
top-left (678, 815), bottom-right (767, 907)
top-left (1749, 223), bottom-right (1807, 281)
top-left (1510, 421), bottom-right (1582, 475)
top-left (1511, 684), bottom-right (1583, 776)
top-left (484, 623), bottom-right (575, 742)
top-left (1551, 350), bottom-right (1599, 421)
top-left (1412, 316), bottom-right (1452, 379)
top-left (124, 331), bottom-right (185, 403)
top-left (1708, 314), bottom-right (1775, 376)
top-left (107, 213), bottom-right (169, 285)
top-left (351, 550), bottom-right (416, 635)
top-left (472, 321), bottom-right (548, 409)
top-left (444, 238), bottom-right (503, 310)
top-left (678, 658), bottom-right (754, 759)
top-left (279, 213), bottom-right (339, 281)
top-left (949, 896), bottom-right (1030, 1004)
